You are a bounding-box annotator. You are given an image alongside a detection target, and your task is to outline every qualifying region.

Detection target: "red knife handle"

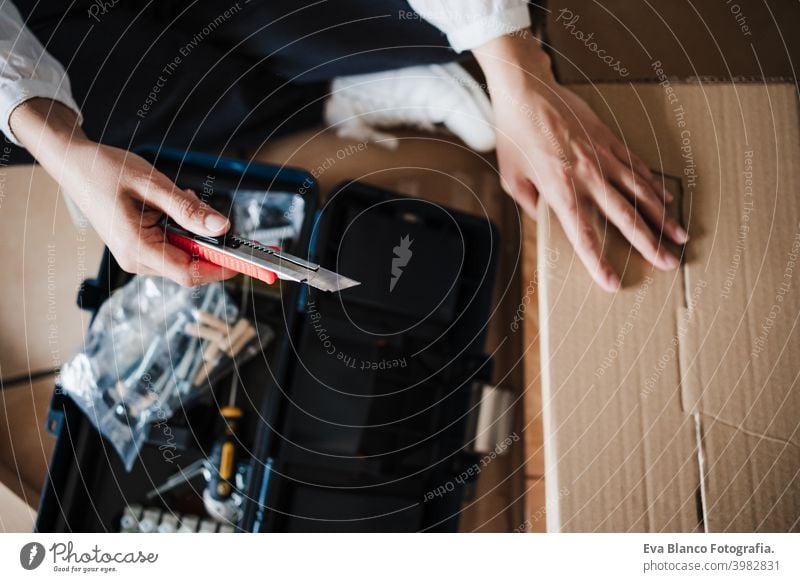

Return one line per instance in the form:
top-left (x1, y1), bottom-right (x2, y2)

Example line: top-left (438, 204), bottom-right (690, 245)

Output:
top-left (166, 230), bottom-right (277, 285)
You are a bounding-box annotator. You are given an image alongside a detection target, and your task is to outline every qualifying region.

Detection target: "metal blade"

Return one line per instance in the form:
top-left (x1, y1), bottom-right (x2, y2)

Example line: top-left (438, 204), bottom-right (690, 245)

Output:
top-left (305, 266), bottom-right (361, 292)
top-left (228, 236), bottom-right (360, 293)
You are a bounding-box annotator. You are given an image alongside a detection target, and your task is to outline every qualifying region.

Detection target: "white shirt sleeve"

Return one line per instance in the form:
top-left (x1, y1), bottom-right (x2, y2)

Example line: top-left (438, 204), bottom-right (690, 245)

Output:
top-left (406, 0), bottom-right (532, 53)
top-left (0, 1), bottom-right (82, 145)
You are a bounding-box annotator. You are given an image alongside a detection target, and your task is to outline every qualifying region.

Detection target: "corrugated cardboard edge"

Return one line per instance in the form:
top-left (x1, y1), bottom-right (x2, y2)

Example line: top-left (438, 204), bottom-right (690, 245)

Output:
top-left (564, 76), bottom-right (797, 86)
top-left (537, 207), bottom-right (560, 532)
top-left (674, 82), bottom-right (800, 532)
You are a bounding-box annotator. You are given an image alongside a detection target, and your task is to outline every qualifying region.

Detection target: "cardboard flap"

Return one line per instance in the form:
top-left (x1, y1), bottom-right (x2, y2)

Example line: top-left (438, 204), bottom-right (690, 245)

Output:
top-left (678, 83), bottom-right (800, 531)
top-left (540, 82), bottom-right (800, 531)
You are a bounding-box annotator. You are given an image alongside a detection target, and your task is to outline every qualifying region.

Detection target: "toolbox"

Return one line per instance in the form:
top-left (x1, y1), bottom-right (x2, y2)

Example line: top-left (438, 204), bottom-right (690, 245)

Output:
top-left (36, 146), bottom-right (503, 532)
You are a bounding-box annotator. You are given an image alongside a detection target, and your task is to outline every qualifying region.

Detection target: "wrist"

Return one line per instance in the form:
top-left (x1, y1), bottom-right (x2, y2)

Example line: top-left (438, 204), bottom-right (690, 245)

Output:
top-left (9, 98), bottom-right (91, 165)
top-left (473, 33), bottom-right (555, 90)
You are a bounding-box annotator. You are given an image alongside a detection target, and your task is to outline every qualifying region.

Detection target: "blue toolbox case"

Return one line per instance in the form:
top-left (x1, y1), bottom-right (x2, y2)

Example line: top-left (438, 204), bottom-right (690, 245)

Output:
top-left (35, 147), bottom-right (499, 532)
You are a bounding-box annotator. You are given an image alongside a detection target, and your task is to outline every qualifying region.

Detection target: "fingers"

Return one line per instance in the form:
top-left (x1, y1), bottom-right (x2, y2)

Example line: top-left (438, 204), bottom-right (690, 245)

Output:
top-left (148, 241), bottom-right (236, 287)
top-left (157, 249), bottom-right (248, 287)
top-left (550, 192), bottom-right (621, 292)
top-left (611, 141), bottom-right (673, 204)
top-left (601, 153), bottom-right (688, 245)
top-left (592, 184), bottom-right (680, 271)
top-left (503, 174), bottom-right (540, 220)
top-left (140, 174), bottom-right (230, 237)
top-left (602, 151), bottom-right (662, 208)
top-left (115, 231), bottom-right (236, 287)
top-left (647, 172), bottom-right (676, 206)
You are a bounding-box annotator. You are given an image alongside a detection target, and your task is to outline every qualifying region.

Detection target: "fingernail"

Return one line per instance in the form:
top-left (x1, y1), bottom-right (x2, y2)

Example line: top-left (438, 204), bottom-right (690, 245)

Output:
top-left (675, 225), bottom-right (689, 243)
top-left (604, 273), bottom-right (622, 292)
top-left (204, 212), bottom-right (229, 233)
top-left (660, 253), bottom-right (680, 270)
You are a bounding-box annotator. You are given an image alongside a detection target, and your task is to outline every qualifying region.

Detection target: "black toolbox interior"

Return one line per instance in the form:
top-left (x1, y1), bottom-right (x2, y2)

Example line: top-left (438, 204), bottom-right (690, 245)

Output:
top-left (36, 150), bottom-right (499, 533)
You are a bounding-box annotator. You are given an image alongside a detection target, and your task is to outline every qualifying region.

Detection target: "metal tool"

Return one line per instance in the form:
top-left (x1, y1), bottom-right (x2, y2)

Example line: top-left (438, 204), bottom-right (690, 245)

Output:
top-left (141, 280), bottom-right (255, 525)
top-left (144, 408), bottom-right (248, 524)
top-left (120, 504), bottom-right (143, 532)
top-left (202, 405), bottom-right (243, 522)
top-left (139, 507), bottom-right (162, 533)
top-left (157, 512), bottom-right (180, 533)
top-left (145, 458), bottom-right (206, 500)
top-left (162, 218), bottom-right (360, 292)
top-left (198, 278), bottom-right (251, 523)
top-left (196, 282), bottom-right (252, 523)
top-left (119, 505), bottom-right (225, 533)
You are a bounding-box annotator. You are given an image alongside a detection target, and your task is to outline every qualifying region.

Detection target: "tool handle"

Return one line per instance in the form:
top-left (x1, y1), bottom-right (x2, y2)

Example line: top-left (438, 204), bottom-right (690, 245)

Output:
top-left (207, 406), bottom-right (242, 502)
top-left (165, 230), bottom-right (277, 285)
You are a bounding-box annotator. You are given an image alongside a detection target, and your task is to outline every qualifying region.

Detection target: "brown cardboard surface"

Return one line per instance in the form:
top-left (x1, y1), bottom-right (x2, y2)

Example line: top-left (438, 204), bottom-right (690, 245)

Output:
top-left (0, 166), bottom-right (105, 380)
top-left (546, 1), bottom-right (800, 82)
top-left (520, 215), bottom-right (547, 532)
top-left (521, 476), bottom-right (547, 533)
top-left (537, 82), bottom-right (800, 532)
top-left (0, 460), bottom-right (38, 507)
top-left (0, 165), bottom-right (103, 519)
top-left (521, 216), bottom-right (545, 480)
top-left (0, 375), bottom-right (57, 509)
top-left (0, 478), bottom-right (35, 532)
top-left (255, 132), bottom-right (527, 531)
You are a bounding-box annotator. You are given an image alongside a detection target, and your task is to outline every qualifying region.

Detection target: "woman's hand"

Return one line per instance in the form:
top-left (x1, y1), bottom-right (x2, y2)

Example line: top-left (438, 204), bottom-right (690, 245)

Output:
top-left (474, 34), bottom-right (687, 292)
top-left (10, 98), bottom-right (234, 287)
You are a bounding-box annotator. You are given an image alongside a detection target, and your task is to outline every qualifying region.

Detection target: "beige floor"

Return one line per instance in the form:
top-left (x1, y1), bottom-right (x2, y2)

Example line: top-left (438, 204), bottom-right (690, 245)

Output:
top-left (0, 166), bottom-right (105, 520)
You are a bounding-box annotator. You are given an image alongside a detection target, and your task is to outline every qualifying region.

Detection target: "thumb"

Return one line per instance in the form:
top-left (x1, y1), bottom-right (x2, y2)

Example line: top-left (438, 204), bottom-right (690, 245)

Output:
top-left (145, 178), bottom-right (230, 237)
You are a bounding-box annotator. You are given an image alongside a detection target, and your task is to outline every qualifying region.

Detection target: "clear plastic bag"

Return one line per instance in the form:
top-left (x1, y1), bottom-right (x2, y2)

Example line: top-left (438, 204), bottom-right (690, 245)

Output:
top-left (58, 276), bottom-right (270, 471)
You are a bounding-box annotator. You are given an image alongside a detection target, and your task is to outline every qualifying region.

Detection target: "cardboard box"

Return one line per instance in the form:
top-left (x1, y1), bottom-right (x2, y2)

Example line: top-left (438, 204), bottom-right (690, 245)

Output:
top-left (0, 165), bottom-right (104, 380)
top-left (546, 1), bottom-right (800, 83)
top-left (0, 375), bottom-right (57, 509)
top-left (536, 82), bottom-right (800, 532)
top-left (0, 478), bottom-right (35, 532)
top-left (0, 164), bottom-right (102, 520)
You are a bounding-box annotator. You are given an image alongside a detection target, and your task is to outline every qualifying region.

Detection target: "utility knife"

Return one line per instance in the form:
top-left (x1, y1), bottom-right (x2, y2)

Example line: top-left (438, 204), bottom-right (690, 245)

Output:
top-left (162, 219), bottom-right (360, 292)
